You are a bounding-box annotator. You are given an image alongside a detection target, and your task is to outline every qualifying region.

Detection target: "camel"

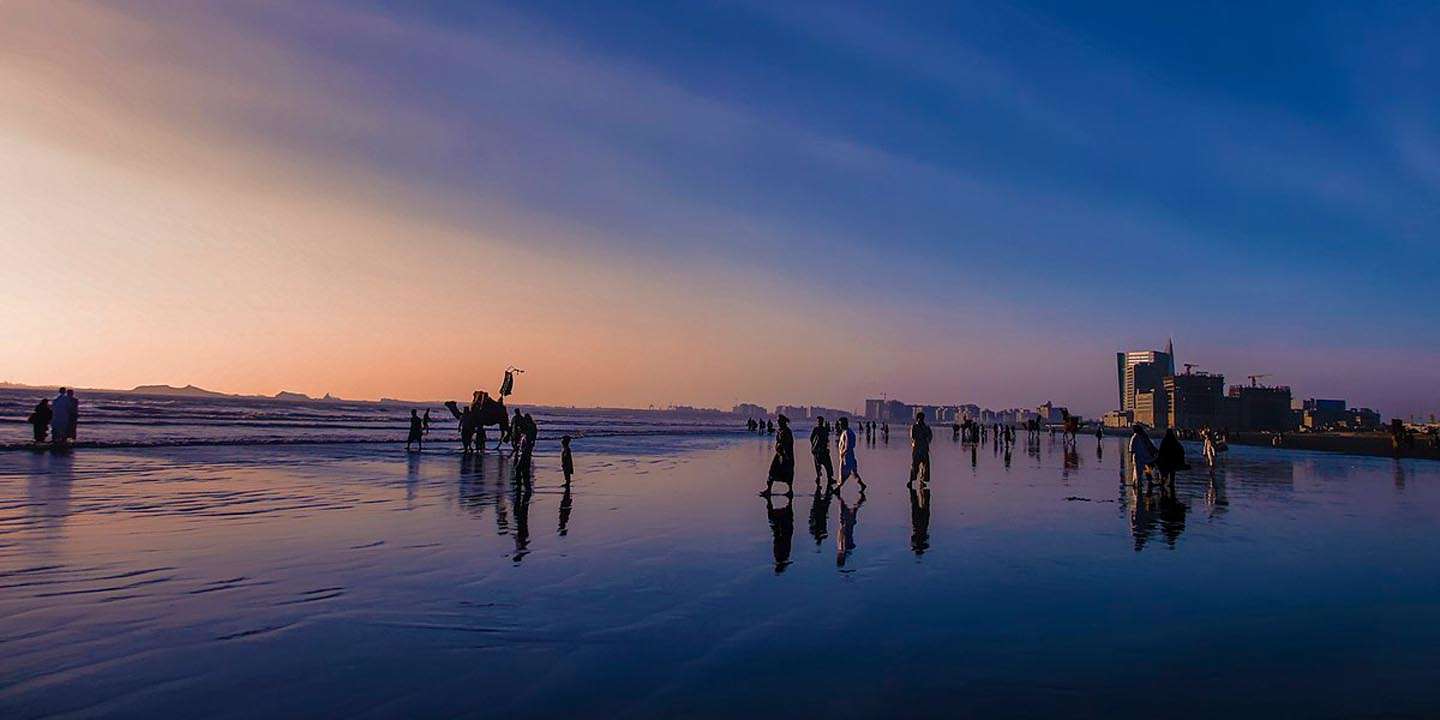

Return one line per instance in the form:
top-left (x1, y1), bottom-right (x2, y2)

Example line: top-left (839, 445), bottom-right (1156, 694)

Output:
top-left (444, 391), bottom-right (512, 450)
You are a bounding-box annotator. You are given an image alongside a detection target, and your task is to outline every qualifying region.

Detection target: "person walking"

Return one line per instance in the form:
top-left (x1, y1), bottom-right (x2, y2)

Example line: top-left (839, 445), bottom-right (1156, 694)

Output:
top-left (422, 409), bottom-right (432, 435)
top-left (809, 415), bottom-right (834, 485)
top-left (835, 417), bottom-right (864, 490)
top-left (28, 398), bottom-right (52, 444)
top-left (406, 409), bottom-right (424, 452)
top-left (1156, 429), bottom-right (1188, 485)
top-left (764, 414), bottom-right (795, 496)
top-left (1128, 424), bottom-right (1158, 483)
top-left (909, 411), bottom-right (932, 486)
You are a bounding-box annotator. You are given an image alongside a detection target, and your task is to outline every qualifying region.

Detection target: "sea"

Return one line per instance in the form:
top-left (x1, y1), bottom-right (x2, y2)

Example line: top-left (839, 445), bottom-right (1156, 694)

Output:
top-left (0, 387), bottom-right (743, 449)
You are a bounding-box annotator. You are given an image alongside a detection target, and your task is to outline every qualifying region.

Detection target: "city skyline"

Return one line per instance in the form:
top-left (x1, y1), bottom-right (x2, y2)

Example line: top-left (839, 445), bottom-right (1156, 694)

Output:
top-left (2, 1), bottom-right (1438, 417)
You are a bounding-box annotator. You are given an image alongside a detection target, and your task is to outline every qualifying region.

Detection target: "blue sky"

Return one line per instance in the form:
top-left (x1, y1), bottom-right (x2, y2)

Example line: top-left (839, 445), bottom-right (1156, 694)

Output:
top-left (2, 1), bottom-right (1436, 415)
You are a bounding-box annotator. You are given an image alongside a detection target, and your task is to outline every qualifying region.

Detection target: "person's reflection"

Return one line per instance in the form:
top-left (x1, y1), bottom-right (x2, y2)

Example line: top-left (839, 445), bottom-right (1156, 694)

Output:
top-left (1064, 446), bottom-right (1080, 470)
top-left (970, 444), bottom-right (978, 469)
top-left (1125, 481), bottom-right (1158, 552)
top-left (405, 452), bottom-right (421, 506)
top-left (458, 452), bottom-right (490, 518)
top-left (836, 489), bottom-right (867, 568)
top-left (808, 483), bottom-right (833, 546)
top-left (26, 451), bottom-right (75, 549)
top-left (1157, 483), bottom-right (1187, 548)
top-left (1393, 460), bottom-right (1406, 492)
top-left (510, 475), bottom-right (533, 563)
top-left (765, 494), bottom-right (794, 574)
top-left (557, 476), bottom-right (574, 536)
top-left (493, 451), bottom-right (511, 538)
top-left (1003, 448), bottom-right (1011, 468)
top-left (1096, 437), bottom-right (1104, 462)
top-left (1205, 472), bottom-right (1229, 519)
top-left (908, 483), bottom-right (931, 557)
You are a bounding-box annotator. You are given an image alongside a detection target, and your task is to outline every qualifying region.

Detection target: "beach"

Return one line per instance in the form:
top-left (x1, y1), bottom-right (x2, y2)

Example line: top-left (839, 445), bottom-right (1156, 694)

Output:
top-left (5, 433), bottom-right (1440, 718)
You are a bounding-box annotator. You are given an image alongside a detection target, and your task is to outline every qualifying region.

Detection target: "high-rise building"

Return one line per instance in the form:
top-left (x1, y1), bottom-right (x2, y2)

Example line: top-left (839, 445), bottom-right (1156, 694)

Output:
top-left (1164, 371), bottom-right (1226, 430)
top-left (1134, 390), bottom-right (1167, 430)
top-left (865, 399), bottom-right (885, 420)
top-left (1116, 343), bottom-right (1175, 412)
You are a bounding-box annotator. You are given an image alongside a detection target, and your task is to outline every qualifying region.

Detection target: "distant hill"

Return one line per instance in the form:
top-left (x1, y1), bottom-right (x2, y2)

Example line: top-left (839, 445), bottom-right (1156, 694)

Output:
top-left (272, 390), bottom-right (313, 402)
top-left (131, 384), bottom-right (231, 398)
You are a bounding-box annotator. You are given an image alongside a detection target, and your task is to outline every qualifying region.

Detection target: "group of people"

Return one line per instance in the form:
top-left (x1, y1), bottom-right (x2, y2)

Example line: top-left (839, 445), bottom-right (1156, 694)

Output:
top-left (26, 388), bottom-right (79, 446)
top-left (763, 413), bottom-right (867, 496)
top-left (764, 412), bottom-right (943, 497)
top-left (1126, 424), bottom-right (1191, 484)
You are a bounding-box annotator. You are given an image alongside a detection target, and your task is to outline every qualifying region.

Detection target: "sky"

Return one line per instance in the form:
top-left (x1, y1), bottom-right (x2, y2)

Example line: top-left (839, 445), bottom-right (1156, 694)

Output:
top-left (1, 0), bottom-right (1437, 418)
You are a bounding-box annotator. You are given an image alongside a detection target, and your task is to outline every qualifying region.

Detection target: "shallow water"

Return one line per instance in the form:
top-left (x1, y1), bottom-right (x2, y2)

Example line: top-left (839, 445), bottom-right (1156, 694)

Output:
top-left (2, 433), bottom-right (1439, 718)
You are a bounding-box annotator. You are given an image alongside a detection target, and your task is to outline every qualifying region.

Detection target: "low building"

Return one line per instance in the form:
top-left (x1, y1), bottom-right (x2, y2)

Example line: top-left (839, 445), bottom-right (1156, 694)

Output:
top-left (1229, 385), bottom-right (1294, 432)
top-left (733, 403), bottom-right (768, 420)
top-left (774, 405), bottom-right (809, 421)
top-left (1165, 371), bottom-right (1226, 430)
top-left (1102, 410), bottom-right (1134, 429)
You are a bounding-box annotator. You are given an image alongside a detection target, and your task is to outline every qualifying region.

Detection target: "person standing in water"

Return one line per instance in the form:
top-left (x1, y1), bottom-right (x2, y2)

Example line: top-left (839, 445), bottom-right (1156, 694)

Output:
top-left (909, 411), bottom-right (932, 486)
top-left (422, 409), bottom-right (432, 435)
top-left (28, 398), bottom-right (52, 444)
top-left (764, 414), bottom-right (795, 496)
top-left (835, 417), bottom-right (864, 491)
top-left (809, 415), bottom-right (834, 486)
top-left (49, 388), bottom-right (74, 446)
top-left (509, 409), bottom-right (524, 453)
top-left (406, 409), bottom-right (424, 452)
top-left (561, 435), bottom-right (575, 480)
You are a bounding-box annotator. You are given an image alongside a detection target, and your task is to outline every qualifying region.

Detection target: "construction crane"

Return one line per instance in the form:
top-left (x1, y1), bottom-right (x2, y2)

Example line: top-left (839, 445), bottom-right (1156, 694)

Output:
top-left (1247, 373), bottom-right (1271, 387)
top-left (1183, 363), bottom-right (1199, 374)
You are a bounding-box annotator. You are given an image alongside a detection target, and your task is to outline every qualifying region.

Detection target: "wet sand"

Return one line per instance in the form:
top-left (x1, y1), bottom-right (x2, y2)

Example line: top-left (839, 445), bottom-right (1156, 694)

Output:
top-left (3, 435), bottom-right (1440, 718)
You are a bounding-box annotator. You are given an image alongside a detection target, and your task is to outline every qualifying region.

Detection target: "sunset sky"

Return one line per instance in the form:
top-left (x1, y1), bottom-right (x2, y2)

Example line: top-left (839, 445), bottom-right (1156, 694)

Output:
top-left (2, 1), bottom-right (1437, 417)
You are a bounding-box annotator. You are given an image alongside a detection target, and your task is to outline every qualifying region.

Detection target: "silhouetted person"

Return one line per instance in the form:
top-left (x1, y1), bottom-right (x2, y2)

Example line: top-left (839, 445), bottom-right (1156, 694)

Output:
top-left (836, 488), bottom-right (866, 568)
top-left (516, 413), bottom-right (539, 478)
top-left (909, 412), bottom-right (932, 485)
top-left (881, 422), bottom-right (889, 443)
top-left (835, 417), bottom-right (864, 490)
top-left (561, 434), bottom-right (574, 479)
top-left (49, 388), bottom-right (75, 446)
top-left (64, 389), bottom-right (78, 441)
top-left (765, 493), bottom-right (794, 573)
top-left (746, 418), bottom-right (757, 432)
top-left (459, 406), bottom-right (478, 453)
top-left (1155, 429), bottom-right (1188, 485)
top-left (509, 409), bottom-right (524, 453)
top-left (908, 484), bottom-right (931, 556)
top-left (767, 419), bottom-right (775, 435)
top-left (765, 414), bottom-right (795, 495)
top-left (810, 416), bottom-right (834, 485)
top-left (406, 409), bottom-right (424, 452)
top-left (1128, 424), bottom-right (1157, 483)
top-left (422, 409), bottom-right (432, 435)
top-left (28, 398), bottom-right (52, 444)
